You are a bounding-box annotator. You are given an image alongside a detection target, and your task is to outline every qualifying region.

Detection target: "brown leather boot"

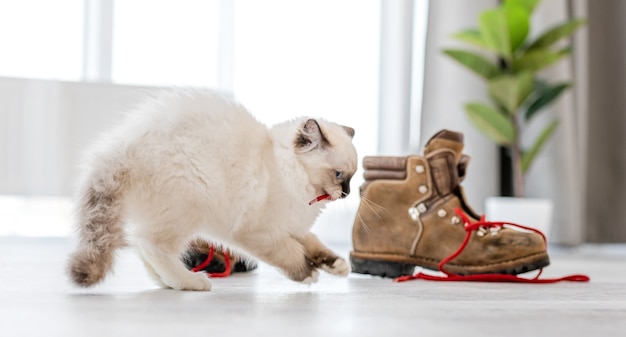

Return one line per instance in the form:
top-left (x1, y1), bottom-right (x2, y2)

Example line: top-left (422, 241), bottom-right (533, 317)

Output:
top-left (350, 130), bottom-right (550, 278)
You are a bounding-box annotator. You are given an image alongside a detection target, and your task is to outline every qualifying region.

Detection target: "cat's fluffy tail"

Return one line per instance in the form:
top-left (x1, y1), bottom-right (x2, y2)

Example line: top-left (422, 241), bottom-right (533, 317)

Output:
top-left (67, 161), bottom-right (129, 287)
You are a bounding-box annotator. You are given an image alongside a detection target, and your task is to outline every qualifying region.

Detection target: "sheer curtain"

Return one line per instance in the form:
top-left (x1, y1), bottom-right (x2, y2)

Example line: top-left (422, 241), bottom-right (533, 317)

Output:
top-left (584, 0), bottom-right (626, 242)
top-left (528, 0), bottom-right (589, 245)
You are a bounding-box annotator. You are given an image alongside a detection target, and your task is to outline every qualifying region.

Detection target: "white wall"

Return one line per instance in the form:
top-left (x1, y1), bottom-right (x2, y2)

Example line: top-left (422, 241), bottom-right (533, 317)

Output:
top-left (0, 77), bottom-right (157, 196)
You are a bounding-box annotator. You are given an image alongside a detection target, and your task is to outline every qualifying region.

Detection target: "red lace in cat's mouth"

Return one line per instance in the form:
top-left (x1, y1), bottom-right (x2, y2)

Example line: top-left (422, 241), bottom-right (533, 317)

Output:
top-left (309, 194), bottom-right (331, 205)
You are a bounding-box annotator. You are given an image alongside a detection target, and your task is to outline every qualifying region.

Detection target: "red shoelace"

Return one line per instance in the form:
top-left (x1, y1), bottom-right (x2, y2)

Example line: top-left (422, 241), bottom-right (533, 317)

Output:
top-left (191, 245), bottom-right (232, 278)
top-left (309, 193), bottom-right (331, 205)
top-left (394, 208), bottom-right (590, 283)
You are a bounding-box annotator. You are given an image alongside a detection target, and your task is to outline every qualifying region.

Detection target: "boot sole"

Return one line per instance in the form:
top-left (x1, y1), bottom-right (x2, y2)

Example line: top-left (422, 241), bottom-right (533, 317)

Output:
top-left (350, 251), bottom-right (550, 278)
top-left (350, 256), bottom-right (416, 278)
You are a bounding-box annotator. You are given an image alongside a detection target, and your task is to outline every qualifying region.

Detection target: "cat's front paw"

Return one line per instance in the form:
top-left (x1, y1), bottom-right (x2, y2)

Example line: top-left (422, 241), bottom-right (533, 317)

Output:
top-left (300, 269), bottom-right (320, 285)
top-left (321, 258), bottom-right (351, 277)
top-left (283, 265), bottom-right (319, 285)
top-left (165, 272), bottom-right (213, 291)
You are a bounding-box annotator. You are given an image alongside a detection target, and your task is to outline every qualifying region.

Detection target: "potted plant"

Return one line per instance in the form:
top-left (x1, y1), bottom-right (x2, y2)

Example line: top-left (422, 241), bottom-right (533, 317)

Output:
top-left (442, 0), bottom-right (585, 233)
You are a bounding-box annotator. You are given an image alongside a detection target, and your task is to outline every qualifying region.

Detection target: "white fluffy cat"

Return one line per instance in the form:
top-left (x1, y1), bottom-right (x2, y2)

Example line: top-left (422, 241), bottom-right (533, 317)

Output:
top-left (67, 90), bottom-right (357, 291)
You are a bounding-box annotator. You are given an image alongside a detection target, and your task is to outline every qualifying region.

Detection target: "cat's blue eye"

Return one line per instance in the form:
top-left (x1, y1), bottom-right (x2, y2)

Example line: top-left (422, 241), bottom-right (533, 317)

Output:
top-left (335, 171), bottom-right (343, 179)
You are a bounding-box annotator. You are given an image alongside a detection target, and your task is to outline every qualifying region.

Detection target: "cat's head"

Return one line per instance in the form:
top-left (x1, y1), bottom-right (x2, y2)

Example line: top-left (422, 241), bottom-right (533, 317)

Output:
top-left (294, 118), bottom-right (357, 202)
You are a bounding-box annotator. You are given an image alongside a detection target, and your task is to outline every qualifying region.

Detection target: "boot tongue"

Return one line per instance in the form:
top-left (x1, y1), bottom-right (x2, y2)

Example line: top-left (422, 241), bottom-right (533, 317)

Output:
top-left (424, 129), bottom-right (481, 220)
top-left (424, 129), bottom-right (464, 163)
top-left (422, 129), bottom-right (465, 198)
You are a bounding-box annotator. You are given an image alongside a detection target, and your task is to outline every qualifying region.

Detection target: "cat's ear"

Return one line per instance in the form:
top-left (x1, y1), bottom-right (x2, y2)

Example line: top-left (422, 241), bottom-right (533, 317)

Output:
top-left (341, 125), bottom-right (355, 138)
top-left (295, 119), bottom-right (328, 152)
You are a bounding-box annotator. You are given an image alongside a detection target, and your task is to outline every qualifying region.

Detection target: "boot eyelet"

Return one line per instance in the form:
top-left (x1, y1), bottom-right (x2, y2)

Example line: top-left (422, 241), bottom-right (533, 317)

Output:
top-left (415, 165), bottom-right (425, 174)
top-left (437, 209), bottom-right (447, 218)
top-left (416, 203), bottom-right (427, 213)
top-left (451, 216), bottom-right (460, 225)
top-left (418, 185), bottom-right (428, 194)
top-left (408, 207), bottom-right (419, 220)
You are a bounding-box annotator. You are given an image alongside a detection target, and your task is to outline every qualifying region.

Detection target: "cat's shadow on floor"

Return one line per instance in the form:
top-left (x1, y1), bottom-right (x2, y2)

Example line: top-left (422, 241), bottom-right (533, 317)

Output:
top-left (65, 283), bottom-right (324, 308)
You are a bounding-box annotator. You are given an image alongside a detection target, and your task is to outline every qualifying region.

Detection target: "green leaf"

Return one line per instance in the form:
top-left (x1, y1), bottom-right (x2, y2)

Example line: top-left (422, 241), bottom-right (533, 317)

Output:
top-left (506, 0), bottom-right (540, 13)
top-left (464, 103), bottom-right (515, 145)
top-left (479, 9), bottom-right (511, 57)
top-left (512, 48), bottom-right (569, 73)
top-left (451, 29), bottom-right (489, 49)
top-left (443, 49), bottom-right (501, 79)
top-left (533, 78), bottom-right (550, 92)
top-left (525, 82), bottom-right (571, 121)
top-left (521, 119), bottom-right (559, 173)
top-left (487, 72), bottom-right (534, 114)
top-left (504, 2), bottom-right (530, 52)
top-left (527, 19), bottom-right (587, 50)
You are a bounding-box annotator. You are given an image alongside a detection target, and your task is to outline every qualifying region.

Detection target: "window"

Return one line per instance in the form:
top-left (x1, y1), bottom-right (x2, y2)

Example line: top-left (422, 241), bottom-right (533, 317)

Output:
top-left (111, 0), bottom-right (381, 179)
top-left (0, 0), bottom-right (396, 238)
top-left (0, 0), bottom-right (84, 81)
top-left (112, 0), bottom-right (221, 87)
top-left (232, 0), bottom-right (380, 153)
top-left (0, 0), bottom-right (380, 156)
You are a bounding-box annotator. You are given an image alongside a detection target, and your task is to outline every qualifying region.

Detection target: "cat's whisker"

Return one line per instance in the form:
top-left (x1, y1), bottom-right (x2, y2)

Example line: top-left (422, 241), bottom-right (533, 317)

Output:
top-left (361, 195), bottom-right (386, 210)
top-left (360, 196), bottom-right (385, 221)
top-left (357, 212), bottom-right (371, 234)
top-left (340, 191), bottom-right (382, 235)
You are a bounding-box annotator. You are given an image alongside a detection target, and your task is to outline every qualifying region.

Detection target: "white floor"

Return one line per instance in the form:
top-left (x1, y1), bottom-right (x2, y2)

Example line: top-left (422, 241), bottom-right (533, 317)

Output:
top-left (1, 236), bottom-right (625, 337)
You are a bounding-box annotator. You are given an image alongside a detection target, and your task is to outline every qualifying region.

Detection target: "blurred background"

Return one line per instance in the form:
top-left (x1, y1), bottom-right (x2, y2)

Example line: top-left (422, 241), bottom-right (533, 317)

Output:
top-left (0, 0), bottom-right (624, 246)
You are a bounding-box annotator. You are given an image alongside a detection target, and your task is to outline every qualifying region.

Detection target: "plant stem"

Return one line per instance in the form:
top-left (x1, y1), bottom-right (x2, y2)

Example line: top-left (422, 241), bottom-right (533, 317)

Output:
top-left (511, 116), bottom-right (525, 198)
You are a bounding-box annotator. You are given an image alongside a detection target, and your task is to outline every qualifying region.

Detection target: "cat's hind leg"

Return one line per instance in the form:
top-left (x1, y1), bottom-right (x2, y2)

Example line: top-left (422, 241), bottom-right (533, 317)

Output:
top-left (138, 254), bottom-right (169, 288)
top-left (137, 238), bottom-right (212, 291)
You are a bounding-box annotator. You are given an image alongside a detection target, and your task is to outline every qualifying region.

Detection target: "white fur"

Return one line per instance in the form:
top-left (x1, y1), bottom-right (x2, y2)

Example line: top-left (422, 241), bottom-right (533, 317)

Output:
top-left (68, 90), bottom-right (357, 291)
